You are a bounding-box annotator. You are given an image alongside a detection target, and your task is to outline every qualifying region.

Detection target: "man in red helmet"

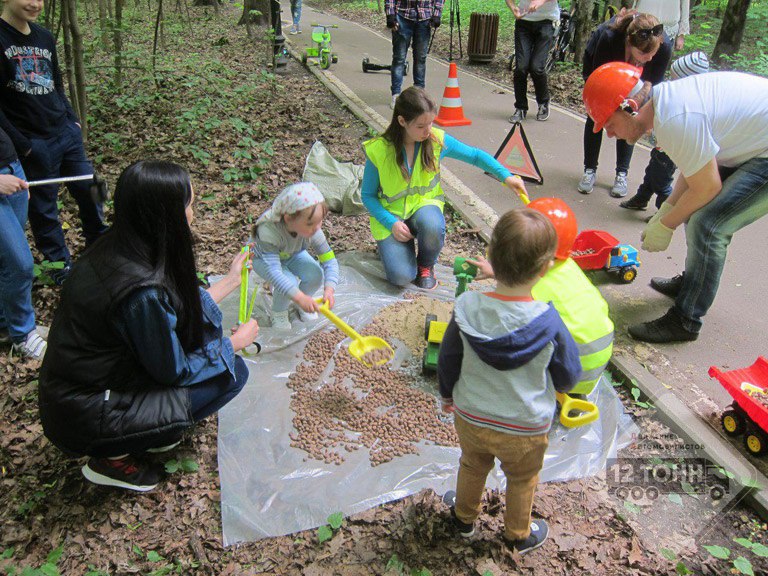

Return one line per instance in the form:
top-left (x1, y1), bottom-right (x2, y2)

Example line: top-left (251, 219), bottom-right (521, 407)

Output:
top-left (583, 62), bottom-right (768, 343)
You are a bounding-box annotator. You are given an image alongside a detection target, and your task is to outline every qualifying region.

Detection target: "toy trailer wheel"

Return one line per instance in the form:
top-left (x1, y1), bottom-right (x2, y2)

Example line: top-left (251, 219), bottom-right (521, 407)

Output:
top-left (619, 266), bottom-right (637, 284)
top-left (721, 407), bottom-right (746, 436)
top-left (744, 427), bottom-right (768, 456)
top-left (424, 314), bottom-right (437, 341)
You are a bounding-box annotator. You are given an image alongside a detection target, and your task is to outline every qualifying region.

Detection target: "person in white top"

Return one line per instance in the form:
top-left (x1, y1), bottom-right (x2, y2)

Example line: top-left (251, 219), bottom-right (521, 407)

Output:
top-left (583, 62), bottom-right (768, 343)
top-left (631, 0), bottom-right (689, 50)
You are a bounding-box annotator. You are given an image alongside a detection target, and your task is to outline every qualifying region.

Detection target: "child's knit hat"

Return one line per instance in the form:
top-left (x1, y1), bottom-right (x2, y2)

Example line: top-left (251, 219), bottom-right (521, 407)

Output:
top-left (670, 51), bottom-right (710, 80)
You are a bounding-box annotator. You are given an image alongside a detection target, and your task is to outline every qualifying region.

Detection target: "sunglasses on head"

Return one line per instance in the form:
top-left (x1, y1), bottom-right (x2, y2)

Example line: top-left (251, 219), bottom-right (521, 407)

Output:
top-left (632, 24), bottom-right (664, 40)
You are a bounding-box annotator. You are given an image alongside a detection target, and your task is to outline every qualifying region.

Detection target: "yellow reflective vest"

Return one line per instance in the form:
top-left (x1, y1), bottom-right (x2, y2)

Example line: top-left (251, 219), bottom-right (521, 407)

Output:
top-left (363, 128), bottom-right (446, 241)
top-left (532, 258), bottom-right (614, 395)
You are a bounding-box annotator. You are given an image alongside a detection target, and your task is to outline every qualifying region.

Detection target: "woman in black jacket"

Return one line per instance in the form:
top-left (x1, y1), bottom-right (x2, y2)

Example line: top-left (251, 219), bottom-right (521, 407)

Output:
top-left (578, 12), bottom-right (672, 198)
top-left (39, 161), bottom-right (259, 492)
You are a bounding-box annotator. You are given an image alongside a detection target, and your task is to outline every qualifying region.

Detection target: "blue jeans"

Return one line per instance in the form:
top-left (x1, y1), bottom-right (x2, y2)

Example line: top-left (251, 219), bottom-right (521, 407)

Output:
top-left (376, 204), bottom-right (445, 286)
top-left (674, 157), bottom-right (768, 332)
top-left (0, 160), bottom-right (35, 342)
top-left (251, 250), bottom-right (324, 312)
top-left (391, 15), bottom-right (431, 95)
top-left (290, 0), bottom-right (301, 26)
top-left (635, 148), bottom-right (675, 208)
top-left (21, 121), bottom-right (107, 264)
top-left (513, 18), bottom-right (555, 110)
top-left (188, 355), bottom-right (249, 422)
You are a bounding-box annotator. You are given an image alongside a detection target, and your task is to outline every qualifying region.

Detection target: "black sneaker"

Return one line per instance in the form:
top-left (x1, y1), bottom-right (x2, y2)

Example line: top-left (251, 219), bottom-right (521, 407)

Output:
top-left (506, 519), bottom-right (549, 555)
top-left (628, 309), bottom-right (699, 344)
top-left (536, 103), bottom-right (550, 121)
top-left (82, 456), bottom-right (164, 492)
top-left (649, 274), bottom-right (684, 298)
top-left (443, 490), bottom-right (475, 537)
top-left (50, 263), bottom-right (72, 286)
top-left (620, 193), bottom-right (649, 211)
top-left (414, 265), bottom-right (437, 290)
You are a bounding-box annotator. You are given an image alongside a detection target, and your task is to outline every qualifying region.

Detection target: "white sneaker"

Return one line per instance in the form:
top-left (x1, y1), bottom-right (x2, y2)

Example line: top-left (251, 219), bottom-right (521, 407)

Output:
top-left (610, 171), bottom-right (629, 198)
top-left (577, 169), bottom-right (596, 194)
top-left (11, 329), bottom-right (47, 360)
top-left (272, 310), bottom-right (292, 330)
top-left (390, 94), bottom-right (399, 109)
top-left (295, 308), bottom-right (318, 322)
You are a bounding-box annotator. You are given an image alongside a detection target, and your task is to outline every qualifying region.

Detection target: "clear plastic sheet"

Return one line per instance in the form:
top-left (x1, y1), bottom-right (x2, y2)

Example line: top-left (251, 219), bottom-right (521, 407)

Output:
top-left (217, 252), bottom-right (637, 545)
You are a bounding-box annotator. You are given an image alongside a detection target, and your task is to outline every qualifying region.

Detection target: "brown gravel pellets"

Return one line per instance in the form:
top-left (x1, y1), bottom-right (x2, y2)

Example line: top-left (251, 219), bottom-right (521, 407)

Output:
top-left (287, 299), bottom-right (459, 467)
top-left (359, 346), bottom-right (394, 367)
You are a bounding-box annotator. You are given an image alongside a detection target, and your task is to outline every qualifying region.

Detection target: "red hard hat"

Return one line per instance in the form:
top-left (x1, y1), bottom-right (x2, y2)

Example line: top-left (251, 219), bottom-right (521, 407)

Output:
top-left (528, 197), bottom-right (578, 260)
top-left (583, 62), bottom-right (643, 133)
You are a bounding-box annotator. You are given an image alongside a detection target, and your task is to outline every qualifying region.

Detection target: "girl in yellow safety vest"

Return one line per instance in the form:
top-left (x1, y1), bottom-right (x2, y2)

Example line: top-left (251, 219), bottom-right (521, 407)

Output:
top-left (362, 87), bottom-right (528, 290)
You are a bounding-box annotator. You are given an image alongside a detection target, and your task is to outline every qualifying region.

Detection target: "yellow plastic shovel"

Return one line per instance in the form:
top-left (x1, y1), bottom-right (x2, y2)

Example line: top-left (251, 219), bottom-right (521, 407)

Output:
top-left (315, 298), bottom-right (393, 367)
top-left (556, 392), bottom-right (600, 428)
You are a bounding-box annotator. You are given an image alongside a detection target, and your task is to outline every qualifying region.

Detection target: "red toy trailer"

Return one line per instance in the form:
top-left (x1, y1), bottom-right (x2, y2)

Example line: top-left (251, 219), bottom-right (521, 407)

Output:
top-left (709, 356), bottom-right (768, 456)
top-left (570, 230), bottom-right (640, 284)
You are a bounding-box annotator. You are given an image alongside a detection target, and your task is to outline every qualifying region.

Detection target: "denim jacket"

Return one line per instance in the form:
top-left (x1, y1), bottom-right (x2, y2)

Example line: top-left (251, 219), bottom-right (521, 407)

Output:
top-left (115, 286), bottom-right (236, 387)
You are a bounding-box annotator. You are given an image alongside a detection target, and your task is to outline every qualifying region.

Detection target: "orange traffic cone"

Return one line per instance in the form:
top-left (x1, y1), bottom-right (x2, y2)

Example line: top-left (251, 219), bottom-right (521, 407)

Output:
top-left (434, 62), bottom-right (472, 127)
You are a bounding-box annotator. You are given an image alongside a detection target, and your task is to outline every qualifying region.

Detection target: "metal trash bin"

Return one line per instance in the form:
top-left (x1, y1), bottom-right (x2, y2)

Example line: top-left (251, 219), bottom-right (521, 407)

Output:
top-left (467, 13), bottom-right (499, 64)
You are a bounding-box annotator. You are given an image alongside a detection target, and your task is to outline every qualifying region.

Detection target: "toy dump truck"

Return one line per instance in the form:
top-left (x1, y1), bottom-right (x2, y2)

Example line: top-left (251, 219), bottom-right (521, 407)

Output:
top-left (710, 356), bottom-right (768, 457)
top-left (571, 230), bottom-right (640, 284)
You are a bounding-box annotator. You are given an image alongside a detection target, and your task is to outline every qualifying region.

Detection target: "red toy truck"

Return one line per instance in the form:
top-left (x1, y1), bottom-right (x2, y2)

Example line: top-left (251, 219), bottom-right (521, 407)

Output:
top-left (571, 230), bottom-right (640, 284)
top-left (710, 356), bottom-right (768, 457)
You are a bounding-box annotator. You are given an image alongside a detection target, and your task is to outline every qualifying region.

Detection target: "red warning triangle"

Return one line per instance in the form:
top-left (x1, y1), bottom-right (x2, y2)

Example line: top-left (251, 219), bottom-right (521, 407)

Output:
top-left (493, 122), bottom-right (543, 184)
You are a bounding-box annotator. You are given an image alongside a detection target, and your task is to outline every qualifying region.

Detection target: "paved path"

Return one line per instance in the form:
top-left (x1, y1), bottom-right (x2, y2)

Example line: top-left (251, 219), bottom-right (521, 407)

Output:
top-left (285, 5), bottom-right (768, 417)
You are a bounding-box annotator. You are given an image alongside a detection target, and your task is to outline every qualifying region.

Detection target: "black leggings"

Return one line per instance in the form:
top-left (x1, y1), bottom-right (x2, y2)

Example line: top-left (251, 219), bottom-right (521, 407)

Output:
top-left (583, 116), bottom-right (635, 173)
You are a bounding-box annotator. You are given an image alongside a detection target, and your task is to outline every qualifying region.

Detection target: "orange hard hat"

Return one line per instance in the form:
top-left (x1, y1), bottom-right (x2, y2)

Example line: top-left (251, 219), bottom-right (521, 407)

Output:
top-left (583, 62), bottom-right (644, 133)
top-left (528, 197), bottom-right (578, 260)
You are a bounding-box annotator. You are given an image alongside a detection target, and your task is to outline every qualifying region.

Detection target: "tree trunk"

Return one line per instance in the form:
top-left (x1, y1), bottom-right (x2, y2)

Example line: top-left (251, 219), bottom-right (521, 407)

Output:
top-left (113, 0), bottom-right (124, 87)
top-left (97, 0), bottom-right (109, 49)
top-left (238, 0), bottom-right (269, 26)
top-left (61, 0), bottom-right (76, 112)
top-left (712, 0), bottom-right (751, 67)
top-left (152, 0), bottom-right (165, 88)
top-left (572, 0), bottom-right (593, 65)
top-left (64, 0), bottom-right (89, 139)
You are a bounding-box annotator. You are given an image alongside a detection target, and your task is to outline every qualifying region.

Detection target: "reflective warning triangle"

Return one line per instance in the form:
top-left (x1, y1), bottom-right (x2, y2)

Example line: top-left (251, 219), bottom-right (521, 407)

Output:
top-left (493, 122), bottom-right (543, 184)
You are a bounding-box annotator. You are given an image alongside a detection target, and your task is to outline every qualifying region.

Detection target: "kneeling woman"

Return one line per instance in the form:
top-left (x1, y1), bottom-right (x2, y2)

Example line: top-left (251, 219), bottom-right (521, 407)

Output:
top-left (39, 161), bottom-right (259, 492)
top-left (363, 86), bottom-right (528, 289)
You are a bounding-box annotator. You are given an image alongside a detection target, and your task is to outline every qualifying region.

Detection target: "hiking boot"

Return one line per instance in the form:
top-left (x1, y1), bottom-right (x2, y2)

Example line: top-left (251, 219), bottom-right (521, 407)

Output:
top-left (82, 456), bottom-right (163, 492)
top-left (650, 274), bottom-right (684, 299)
top-left (414, 265), bottom-right (437, 290)
top-left (508, 108), bottom-right (527, 123)
top-left (536, 103), bottom-right (550, 121)
top-left (11, 329), bottom-right (47, 360)
top-left (506, 519), bottom-right (549, 555)
top-left (620, 193), bottom-right (649, 211)
top-left (577, 169), bottom-right (596, 194)
top-left (49, 263), bottom-right (72, 286)
top-left (628, 309), bottom-right (699, 343)
top-left (272, 309), bottom-right (292, 330)
top-left (443, 490), bottom-right (475, 537)
top-left (610, 172), bottom-right (629, 198)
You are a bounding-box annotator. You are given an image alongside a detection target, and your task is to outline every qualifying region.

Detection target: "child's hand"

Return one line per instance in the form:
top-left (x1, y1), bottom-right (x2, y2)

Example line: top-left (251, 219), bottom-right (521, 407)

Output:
top-left (322, 287), bottom-right (335, 309)
top-left (230, 319), bottom-right (259, 351)
top-left (441, 398), bottom-right (455, 413)
top-left (391, 221), bottom-right (414, 242)
top-left (293, 292), bottom-right (319, 313)
top-left (466, 256), bottom-right (495, 281)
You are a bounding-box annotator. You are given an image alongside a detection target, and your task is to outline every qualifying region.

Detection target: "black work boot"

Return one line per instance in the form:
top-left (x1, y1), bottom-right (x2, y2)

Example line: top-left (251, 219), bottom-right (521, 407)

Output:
top-left (650, 274), bottom-right (684, 299)
top-left (628, 309), bottom-right (699, 343)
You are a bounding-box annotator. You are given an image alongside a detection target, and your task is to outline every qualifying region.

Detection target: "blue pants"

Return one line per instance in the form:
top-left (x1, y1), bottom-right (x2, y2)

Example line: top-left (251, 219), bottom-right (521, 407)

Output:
top-left (674, 158), bottom-right (768, 331)
top-left (251, 250), bottom-right (324, 313)
top-left (376, 204), bottom-right (445, 287)
top-left (513, 18), bottom-right (555, 111)
top-left (391, 15), bottom-right (431, 95)
top-left (635, 148), bottom-right (675, 208)
top-left (290, 0), bottom-right (301, 26)
top-left (21, 121), bottom-right (108, 264)
top-left (188, 354), bottom-right (249, 422)
top-left (0, 160), bottom-right (35, 343)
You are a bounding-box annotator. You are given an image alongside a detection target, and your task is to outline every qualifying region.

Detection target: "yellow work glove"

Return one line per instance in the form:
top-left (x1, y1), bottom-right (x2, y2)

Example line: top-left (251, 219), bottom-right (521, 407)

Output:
top-left (642, 218), bottom-right (675, 252)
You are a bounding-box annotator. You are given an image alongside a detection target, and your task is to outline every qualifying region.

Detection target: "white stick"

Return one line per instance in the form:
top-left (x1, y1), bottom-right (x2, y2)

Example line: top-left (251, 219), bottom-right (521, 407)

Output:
top-left (27, 174), bottom-right (95, 187)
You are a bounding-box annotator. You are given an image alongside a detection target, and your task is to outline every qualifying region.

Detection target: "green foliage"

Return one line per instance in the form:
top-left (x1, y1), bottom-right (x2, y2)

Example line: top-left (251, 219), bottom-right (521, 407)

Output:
top-left (32, 260), bottom-right (65, 286)
top-left (658, 547), bottom-right (692, 575)
top-left (164, 457), bottom-right (199, 474)
top-left (1, 544), bottom-right (64, 576)
top-left (316, 512), bottom-right (344, 544)
top-left (732, 556), bottom-right (754, 576)
top-left (316, 525), bottom-right (333, 544)
top-left (704, 544), bottom-right (730, 559)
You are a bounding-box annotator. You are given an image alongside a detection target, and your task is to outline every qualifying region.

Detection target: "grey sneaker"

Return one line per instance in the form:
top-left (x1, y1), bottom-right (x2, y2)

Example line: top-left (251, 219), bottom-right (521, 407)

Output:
top-left (536, 103), bottom-right (550, 121)
top-left (390, 93), bottom-right (399, 109)
top-left (610, 172), bottom-right (629, 198)
top-left (289, 24), bottom-right (298, 35)
top-left (11, 329), bottom-right (47, 360)
top-left (508, 108), bottom-right (527, 123)
top-left (577, 169), bottom-right (596, 194)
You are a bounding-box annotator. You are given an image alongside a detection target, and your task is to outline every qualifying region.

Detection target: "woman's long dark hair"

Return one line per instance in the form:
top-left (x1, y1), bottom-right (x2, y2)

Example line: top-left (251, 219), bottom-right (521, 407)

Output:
top-left (107, 160), bottom-right (203, 350)
top-left (382, 86), bottom-right (439, 180)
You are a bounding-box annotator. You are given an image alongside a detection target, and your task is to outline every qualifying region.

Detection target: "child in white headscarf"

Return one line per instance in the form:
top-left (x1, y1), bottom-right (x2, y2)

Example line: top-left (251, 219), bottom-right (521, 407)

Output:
top-left (250, 182), bottom-right (339, 329)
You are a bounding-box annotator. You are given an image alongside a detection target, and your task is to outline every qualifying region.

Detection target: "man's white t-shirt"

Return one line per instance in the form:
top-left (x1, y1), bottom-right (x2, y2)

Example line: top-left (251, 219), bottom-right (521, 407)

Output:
top-left (519, 0), bottom-right (560, 23)
top-left (652, 72), bottom-right (768, 178)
